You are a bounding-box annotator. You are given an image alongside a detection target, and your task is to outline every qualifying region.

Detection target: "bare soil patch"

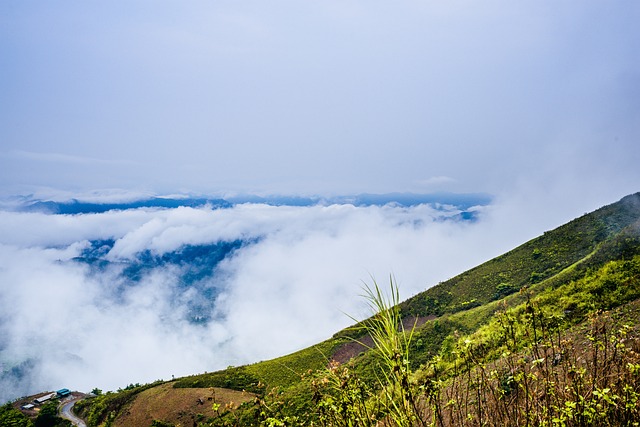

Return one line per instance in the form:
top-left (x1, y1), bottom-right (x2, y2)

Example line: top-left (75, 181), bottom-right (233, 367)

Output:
top-left (331, 316), bottom-right (435, 364)
top-left (113, 382), bottom-right (255, 427)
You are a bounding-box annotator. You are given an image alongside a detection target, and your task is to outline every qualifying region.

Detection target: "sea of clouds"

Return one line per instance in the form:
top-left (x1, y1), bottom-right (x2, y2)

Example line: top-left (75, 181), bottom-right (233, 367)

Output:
top-left (0, 197), bottom-right (576, 402)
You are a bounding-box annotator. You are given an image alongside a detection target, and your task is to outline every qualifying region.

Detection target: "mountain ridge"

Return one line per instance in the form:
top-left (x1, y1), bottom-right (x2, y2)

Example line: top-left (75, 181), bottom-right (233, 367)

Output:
top-left (8, 191), bottom-right (492, 214)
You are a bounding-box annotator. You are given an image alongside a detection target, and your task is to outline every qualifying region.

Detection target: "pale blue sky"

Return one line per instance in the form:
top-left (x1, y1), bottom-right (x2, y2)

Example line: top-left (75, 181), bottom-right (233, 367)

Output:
top-left (1, 1), bottom-right (639, 206)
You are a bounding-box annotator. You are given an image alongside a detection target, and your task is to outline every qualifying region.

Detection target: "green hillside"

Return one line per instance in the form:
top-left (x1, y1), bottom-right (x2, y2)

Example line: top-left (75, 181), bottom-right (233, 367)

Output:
top-left (65, 193), bottom-right (640, 426)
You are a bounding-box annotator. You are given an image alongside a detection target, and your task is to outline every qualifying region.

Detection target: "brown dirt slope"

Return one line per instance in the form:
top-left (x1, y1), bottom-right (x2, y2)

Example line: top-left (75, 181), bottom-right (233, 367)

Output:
top-left (332, 315), bottom-right (435, 364)
top-left (113, 382), bottom-right (254, 427)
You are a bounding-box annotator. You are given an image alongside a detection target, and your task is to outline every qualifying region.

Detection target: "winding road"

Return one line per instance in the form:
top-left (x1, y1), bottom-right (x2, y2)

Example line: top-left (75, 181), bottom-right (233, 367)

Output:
top-left (59, 396), bottom-right (87, 427)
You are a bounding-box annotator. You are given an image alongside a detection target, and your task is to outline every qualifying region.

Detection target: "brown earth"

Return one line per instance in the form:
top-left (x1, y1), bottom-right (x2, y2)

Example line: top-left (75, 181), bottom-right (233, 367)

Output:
top-left (113, 382), bottom-right (255, 427)
top-left (331, 315), bottom-right (436, 364)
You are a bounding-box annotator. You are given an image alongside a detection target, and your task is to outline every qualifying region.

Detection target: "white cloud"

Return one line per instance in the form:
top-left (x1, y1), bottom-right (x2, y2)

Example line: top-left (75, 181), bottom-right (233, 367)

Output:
top-left (2, 184), bottom-right (633, 403)
top-left (0, 209), bottom-right (153, 247)
top-left (1, 200), bottom-right (526, 401)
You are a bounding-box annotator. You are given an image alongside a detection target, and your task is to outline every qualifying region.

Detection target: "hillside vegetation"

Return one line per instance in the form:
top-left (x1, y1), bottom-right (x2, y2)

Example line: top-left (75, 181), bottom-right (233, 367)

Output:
top-left (68, 193), bottom-right (640, 426)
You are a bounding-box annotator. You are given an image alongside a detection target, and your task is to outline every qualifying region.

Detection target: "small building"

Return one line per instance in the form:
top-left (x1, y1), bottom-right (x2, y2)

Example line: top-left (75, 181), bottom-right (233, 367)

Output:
top-left (34, 392), bottom-right (57, 405)
top-left (21, 403), bottom-right (35, 410)
top-left (56, 388), bottom-right (71, 398)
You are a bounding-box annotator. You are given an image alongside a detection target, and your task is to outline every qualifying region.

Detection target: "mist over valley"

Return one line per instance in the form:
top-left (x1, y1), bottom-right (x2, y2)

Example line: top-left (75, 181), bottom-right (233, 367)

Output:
top-left (0, 193), bottom-right (499, 402)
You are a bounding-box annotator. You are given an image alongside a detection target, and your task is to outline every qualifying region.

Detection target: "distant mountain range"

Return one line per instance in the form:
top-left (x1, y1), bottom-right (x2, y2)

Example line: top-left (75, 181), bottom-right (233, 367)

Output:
top-left (9, 192), bottom-right (492, 214)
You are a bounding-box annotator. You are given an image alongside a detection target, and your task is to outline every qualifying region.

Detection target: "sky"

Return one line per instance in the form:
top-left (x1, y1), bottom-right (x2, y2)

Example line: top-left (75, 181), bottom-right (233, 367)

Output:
top-left (0, 1), bottom-right (638, 205)
top-left (0, 0), bottom-right (640, 401)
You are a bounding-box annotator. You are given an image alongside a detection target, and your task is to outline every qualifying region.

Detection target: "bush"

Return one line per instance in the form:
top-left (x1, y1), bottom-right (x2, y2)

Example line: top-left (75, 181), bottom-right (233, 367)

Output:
top-left (0, 403), bottom-right (32, 427)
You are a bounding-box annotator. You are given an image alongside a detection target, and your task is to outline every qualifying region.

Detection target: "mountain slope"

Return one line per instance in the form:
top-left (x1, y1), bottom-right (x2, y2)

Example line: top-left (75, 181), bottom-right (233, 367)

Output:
top-left (73, 193), bottom-right (640, 426)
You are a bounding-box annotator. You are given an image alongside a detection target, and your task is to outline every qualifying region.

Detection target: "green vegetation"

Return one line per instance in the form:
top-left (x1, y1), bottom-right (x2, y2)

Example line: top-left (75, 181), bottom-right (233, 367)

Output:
top-left (0, 403), bottom-right (32, 427)
top-left (34, 401), bottom-right (70, 427)
top-left (414, 301), bottom-right (640, 426)
top-left (259, 266), bottom-right (640, 426)
top-left (0, 400), bottom-right (71, 427)
top-left (401, 193), bottom-right (640, 319)
top-left (316, 279), bottom-right (422, 427)
top-left (173, 339), bottom-right (338, 395)
top-left (73, 193), bottom-right (640, 426)
top-left (174, 367), bottom-right (262, 393)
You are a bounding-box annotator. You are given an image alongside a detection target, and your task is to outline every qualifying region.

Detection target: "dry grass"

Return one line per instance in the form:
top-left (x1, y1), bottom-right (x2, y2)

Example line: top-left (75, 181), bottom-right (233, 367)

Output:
top-left (113, 382), bottom-right (255, 427)
top-left (415, 302), bottom-right (640, 427)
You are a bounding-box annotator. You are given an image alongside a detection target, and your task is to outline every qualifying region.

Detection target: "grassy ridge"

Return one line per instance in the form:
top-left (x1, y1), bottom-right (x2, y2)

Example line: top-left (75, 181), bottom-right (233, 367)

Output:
top-left (400, 193), bottom-right (640, 320)
top-left (172, 339), bottom-right (339, 394)
top-left (74, 193), bottom-right (640, 426)
top-left (252, 254), bottom-right (640, 426)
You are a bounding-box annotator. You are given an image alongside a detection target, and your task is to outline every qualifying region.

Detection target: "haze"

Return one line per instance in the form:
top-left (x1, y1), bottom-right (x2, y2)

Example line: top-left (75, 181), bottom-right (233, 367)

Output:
top-left (1, 1), bottom-right (638, 205)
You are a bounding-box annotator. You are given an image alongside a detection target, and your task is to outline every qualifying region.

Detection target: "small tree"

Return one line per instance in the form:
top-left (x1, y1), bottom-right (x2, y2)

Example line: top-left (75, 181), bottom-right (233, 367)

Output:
top-left (35, 401), bottom-right (70, 427)
top-left (312, 276), bottom-right (424, 427)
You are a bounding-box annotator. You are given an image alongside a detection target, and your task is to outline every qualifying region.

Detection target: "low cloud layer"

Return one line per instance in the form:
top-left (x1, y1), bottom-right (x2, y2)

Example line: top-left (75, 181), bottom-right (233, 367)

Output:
top-left (0, 189), bottom-right (634, 403)
top-left (0, 199), bottom-right (538, 402)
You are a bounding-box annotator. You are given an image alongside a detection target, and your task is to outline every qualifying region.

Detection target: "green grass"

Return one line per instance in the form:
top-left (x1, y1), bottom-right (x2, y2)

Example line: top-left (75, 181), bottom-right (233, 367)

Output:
top-left (244, 340), bottom-right (339, 389)
top-left (172, 339), bottom-right (340, 395)
top-left (400, 193), bottom-right (640, 319)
